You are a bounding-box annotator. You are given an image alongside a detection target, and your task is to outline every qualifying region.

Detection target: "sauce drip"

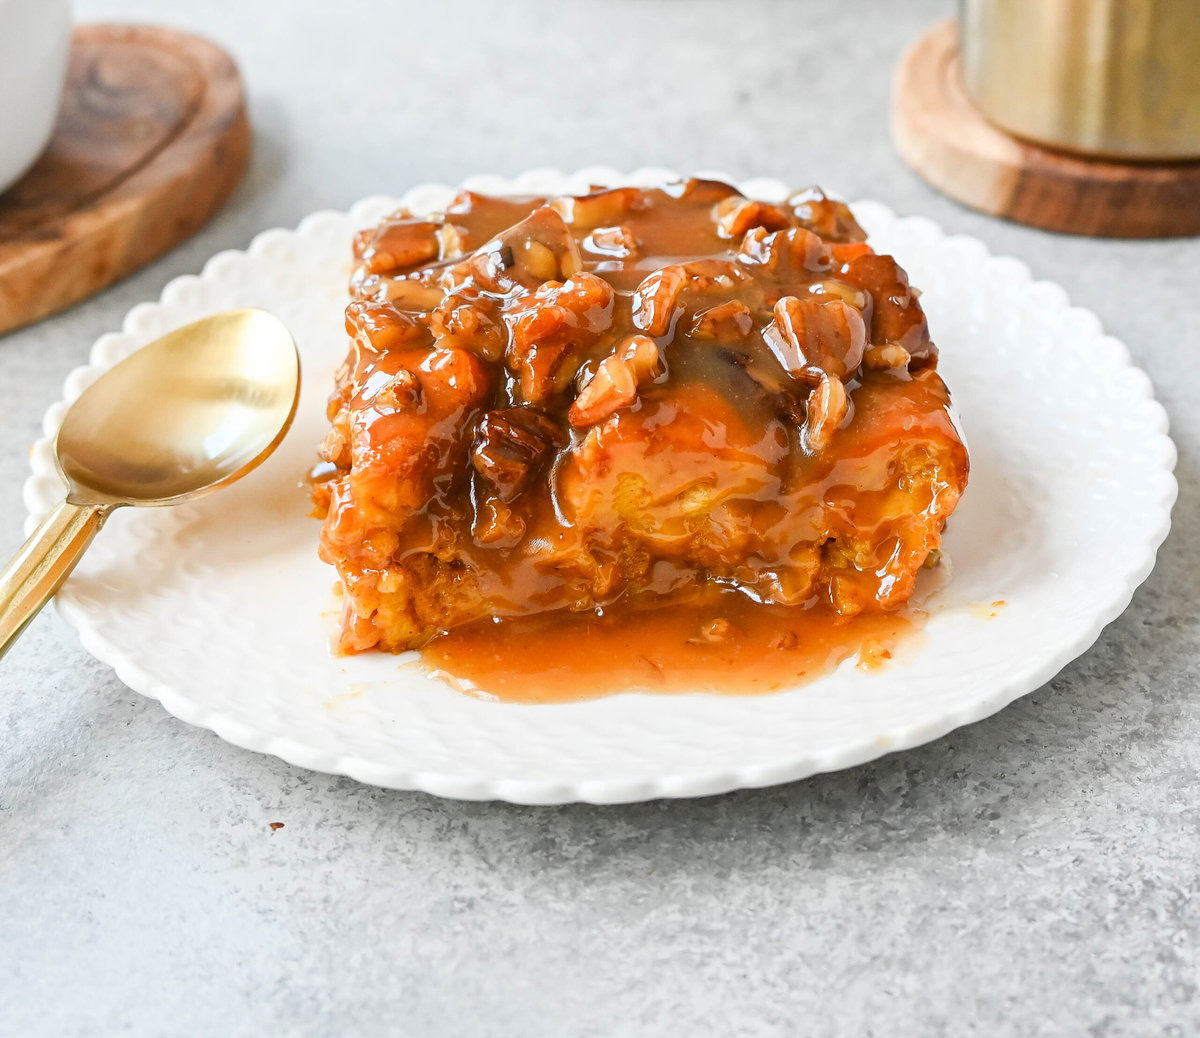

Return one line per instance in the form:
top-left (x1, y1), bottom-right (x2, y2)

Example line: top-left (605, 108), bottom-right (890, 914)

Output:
top-left (421, 588), bottom-right (920, 704)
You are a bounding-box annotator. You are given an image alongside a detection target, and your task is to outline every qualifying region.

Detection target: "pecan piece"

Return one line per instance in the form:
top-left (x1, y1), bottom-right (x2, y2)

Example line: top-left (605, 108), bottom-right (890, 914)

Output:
top-left (430, 295), bottom-right (506, 361)
top-left (375, 275), bottom-right (447, 311)
top-left (837, 252), bottom-right (934, 360)
top-left (473, 497), bottom-right (527, 547)
top-left (368, 369), bottom-right (422, 412)
top-left (688, 300), bottom-right (754, 343)
top-left (808, 279), bottom-right (869, 310)
top-left (569, 355), bottom-right (635, 428)
top-left (804, 374), bottom-right (849, 452)
top-left (619, 333), bottom-right (663, 382)
top-left (505, 273), bottom-right (615, 402)
top-left (687, 618), bottom-right (733, 644)
top-left (632, 261), bottom-right (749, 337)
top-left (551, 187), bottom-right (644, 230)
top-left (737, 226), bottom-right (832, 276)
top-left (437, 223), bottom-right (469, 260)
top-left (787, 187), bottom-right (867, 243)
top-left (631, 265), bottom-right (687, 337)
top-left (317, 426), bottom-right (351, 469)
top-left (763, 296), bottom-right (866, 382)
top-left (863, 343), bottom-right (912, 370)
top-left (345, 301), bottom-right (431, 352)
top-left (569, 335), bottom-right (663, 427)
top-left (453, 206), bottom-right (583, 294)
top-left (358, 218), bottom-right (442, 275)
top-left (769, 629), bottom-right (799, 651)
top-left (471, 406), bottom-right (562, 502)
top-left (584, 225), bottom-right (639, 258)
top-left (713, 197), bottom-right (793, 239)
top-left (667, 178), bottom-right (743, 204)
top-left (682, 259), bottom-right (751, 293)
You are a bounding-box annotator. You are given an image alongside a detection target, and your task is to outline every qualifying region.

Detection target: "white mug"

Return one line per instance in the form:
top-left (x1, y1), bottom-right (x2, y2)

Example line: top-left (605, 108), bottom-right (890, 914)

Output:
top-left (0, 0), bottom-right (73, 194)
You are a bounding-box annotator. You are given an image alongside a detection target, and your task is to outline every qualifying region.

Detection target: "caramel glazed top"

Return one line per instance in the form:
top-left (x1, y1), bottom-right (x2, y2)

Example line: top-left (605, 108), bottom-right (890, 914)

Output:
top-left (316, 178), bottom-right (966, 642)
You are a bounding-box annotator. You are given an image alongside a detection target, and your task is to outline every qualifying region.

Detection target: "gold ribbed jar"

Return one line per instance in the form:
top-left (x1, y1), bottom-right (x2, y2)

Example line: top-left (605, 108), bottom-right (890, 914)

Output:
top-left (959, 0), bottom-right (1200, 160)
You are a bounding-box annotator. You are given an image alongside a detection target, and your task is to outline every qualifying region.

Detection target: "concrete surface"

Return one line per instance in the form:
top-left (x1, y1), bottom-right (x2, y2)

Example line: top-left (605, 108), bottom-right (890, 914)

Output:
top-left (1, 1), bottom-right (1197, 1035)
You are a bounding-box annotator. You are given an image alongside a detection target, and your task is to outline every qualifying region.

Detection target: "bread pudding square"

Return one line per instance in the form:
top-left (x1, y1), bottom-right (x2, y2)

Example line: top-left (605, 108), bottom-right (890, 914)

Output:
top-left (311, 180), bottom-right (969, 652)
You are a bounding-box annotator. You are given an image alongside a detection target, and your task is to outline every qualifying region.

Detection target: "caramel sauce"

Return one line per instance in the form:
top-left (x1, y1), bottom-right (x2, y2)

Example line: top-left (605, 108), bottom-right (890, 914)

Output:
top-left (421, 588), bottom-right (920, 703)
top-left (313, 180), bottom-right (969, 698)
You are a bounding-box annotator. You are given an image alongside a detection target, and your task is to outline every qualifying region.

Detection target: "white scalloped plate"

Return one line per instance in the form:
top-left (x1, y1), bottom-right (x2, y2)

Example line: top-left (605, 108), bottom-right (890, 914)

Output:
top-left (24, 168), bottom-right (1177, 804)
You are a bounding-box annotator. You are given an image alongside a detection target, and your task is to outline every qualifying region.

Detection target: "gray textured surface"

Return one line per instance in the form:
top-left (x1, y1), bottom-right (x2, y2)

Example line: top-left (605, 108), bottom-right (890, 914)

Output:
top-left (1, 1), bottom-right (1197, 1034)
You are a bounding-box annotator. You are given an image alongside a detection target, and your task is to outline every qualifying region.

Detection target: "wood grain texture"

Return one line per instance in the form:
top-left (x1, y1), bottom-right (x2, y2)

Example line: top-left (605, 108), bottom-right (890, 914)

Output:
top-left (893, 20), bottom-right (1200, 239)
top-left (0, 24), bottom-right (249, 334)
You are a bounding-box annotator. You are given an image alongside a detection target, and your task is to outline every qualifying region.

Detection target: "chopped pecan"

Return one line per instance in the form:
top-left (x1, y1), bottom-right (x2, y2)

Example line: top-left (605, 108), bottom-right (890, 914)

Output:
top-left (804, 373), bottom-right (849, 452)
top-left (737, 226), bottom-right (832, 276)
top-left (505, 273), bottom-right (615, 402)
top-left (368, 369), bottom-right (422, 412)
top-left (863, 343), bottom-right (912, 370)
top-left (570, 355), bottom-right (637, 428)
top-left (631, 261), bottom-right (748, 337)
top-left (787, 187), bottom-right (867, 243)
top-left (473, 497), bottom-right (527, 547)
top-left (443, 191), bottom-right (561, 249)
top-left (318, 426), bottom-right (351, 469)
top-left (471, 406), bottom-right (562, 502)
top-left (763, 296), bottom-right (866, 382)
top-left (838, 252), bottom-right (934, 359)
top-left (619, 333), bottom-right (663, 382)
top-left (631, 266), bottom-right (686, 337)
top-left (808, 279), bottom-right (869, 310)
top-left (683, 259), bottom-right (751, 293)
top-left (437, 224), bottom-right (469, 260)
top-left (713, 197), bottom-right (793, 239)
top-left (452, 206), bottom-right (583, 294)
top-left (358, 218), bottom-right (442, 275)
top-left (378, 275), bottom-right (447, 311)
top-left (667, 178), bottom-right (743, 204)
top-left (569, 334), bottom-right (662, 427)
top-left (345, 301), bottom-right (431, 352)
top-left (688, 617), bottom-right (733, 644)
top-left (768, 629), bottom-right (799, 651)
top-left (430, 295), bottom-right (506, 361)
top-left (585, 225), bottom-right (639, 258)
top-left (551, 187), bottom-right (643, 230)
top-left (688, 300), bottom-right (754, 343)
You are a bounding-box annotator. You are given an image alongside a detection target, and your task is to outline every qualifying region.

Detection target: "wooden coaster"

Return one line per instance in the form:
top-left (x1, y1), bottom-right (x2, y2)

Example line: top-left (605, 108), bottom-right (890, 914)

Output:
top-left (893, 20), bottom-right (1200, 238)
top-left (0, 25), bottom-right (249, 335)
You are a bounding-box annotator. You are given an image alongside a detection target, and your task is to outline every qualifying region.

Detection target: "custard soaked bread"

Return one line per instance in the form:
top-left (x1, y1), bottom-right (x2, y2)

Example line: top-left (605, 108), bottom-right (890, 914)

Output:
top-left (312, 180), bottom-right (968, 652)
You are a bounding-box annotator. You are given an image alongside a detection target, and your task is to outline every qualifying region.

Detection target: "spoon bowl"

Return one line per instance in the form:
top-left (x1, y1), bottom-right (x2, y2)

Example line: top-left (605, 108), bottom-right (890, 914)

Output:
top-left (58, 309), bottom-right (299, 505)
top-left (1, 309), bottom-right (300, 657)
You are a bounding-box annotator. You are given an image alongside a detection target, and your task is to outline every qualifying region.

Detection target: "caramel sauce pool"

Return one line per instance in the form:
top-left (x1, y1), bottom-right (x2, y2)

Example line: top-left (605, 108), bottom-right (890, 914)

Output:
top-left (420, 589), bottom-right (920, 703)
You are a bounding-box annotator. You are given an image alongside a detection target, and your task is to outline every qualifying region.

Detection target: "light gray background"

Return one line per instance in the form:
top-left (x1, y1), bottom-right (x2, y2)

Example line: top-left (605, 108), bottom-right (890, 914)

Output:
top-left (2, 2), bottom-right (1197, 1035)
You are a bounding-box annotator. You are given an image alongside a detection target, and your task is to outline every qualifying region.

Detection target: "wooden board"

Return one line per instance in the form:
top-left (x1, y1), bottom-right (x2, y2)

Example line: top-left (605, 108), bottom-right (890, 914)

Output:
top-left (892, 20), bottom-right (1200, 238)
top-left (0, 24), bottom-right (249, 335)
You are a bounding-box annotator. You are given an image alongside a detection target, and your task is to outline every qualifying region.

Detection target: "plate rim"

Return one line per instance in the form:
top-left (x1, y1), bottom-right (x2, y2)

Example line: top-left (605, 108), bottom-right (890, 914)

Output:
top-left (24, 167), bottom-right (1179, 805)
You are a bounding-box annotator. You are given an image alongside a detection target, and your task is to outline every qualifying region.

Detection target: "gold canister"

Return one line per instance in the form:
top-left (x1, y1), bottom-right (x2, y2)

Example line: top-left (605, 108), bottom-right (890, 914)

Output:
top-left (959, 0), bottom-right (1200, 160)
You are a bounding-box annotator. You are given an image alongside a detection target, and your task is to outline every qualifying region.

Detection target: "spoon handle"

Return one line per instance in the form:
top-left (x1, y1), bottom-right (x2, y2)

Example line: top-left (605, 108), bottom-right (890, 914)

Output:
top-left (0, 500), bottom-right (111, 660)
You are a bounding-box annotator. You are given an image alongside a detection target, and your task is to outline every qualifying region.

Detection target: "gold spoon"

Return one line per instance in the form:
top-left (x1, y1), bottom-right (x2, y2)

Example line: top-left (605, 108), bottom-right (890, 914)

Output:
top-left (0, 309), bottom-right (300, 659)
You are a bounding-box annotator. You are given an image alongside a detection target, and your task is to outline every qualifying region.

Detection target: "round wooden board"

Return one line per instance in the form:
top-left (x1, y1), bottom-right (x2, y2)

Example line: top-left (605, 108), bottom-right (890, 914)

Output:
top-left (892, 20), bottom-right (1200, 238)
top-left (0, 24), bottom-right (249, 335)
